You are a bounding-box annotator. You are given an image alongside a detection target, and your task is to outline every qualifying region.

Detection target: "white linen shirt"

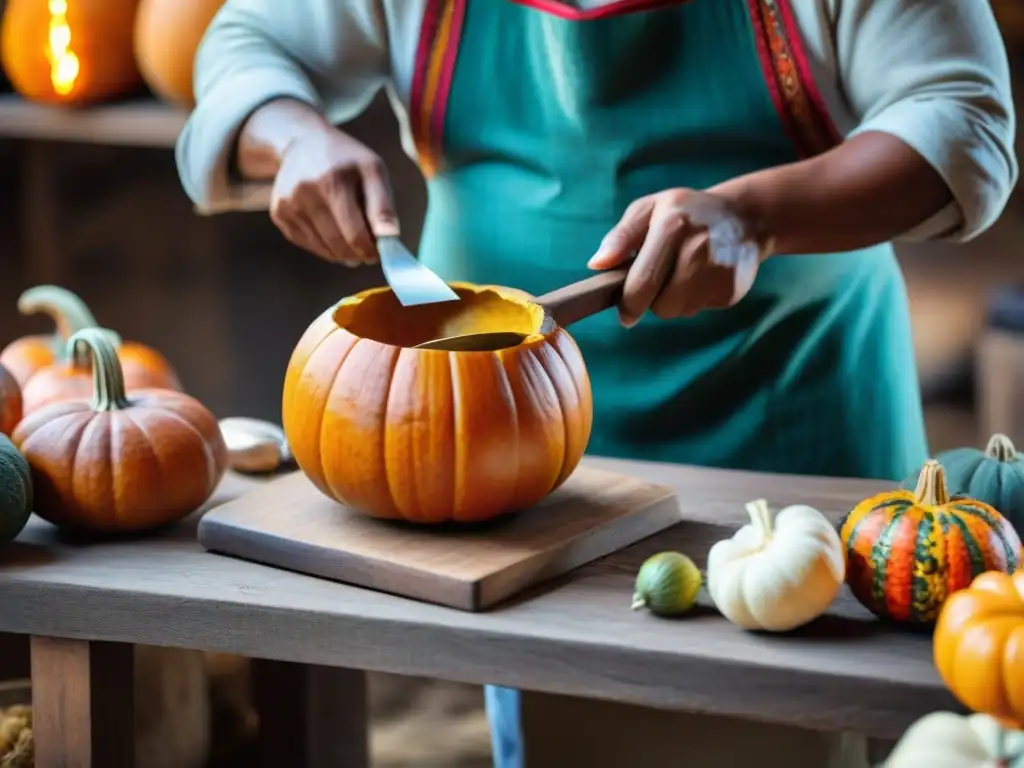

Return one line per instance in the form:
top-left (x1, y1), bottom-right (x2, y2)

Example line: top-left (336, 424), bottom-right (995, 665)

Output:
top-left (176, 0), bottom-right (1018, 243)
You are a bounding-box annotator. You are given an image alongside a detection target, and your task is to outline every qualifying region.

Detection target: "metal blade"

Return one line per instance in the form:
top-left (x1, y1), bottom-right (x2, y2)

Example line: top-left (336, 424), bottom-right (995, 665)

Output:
top-left (377, 237), bottom-right (460, 307)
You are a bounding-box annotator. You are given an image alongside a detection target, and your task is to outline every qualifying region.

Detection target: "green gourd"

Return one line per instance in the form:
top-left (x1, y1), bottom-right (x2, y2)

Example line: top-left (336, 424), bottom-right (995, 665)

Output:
top-left (0, 433), bottom-right (31, 544)
top-left (902, 434), bottom-right (1024, 535)
top-left (631, 552), bottom-right (702, 617)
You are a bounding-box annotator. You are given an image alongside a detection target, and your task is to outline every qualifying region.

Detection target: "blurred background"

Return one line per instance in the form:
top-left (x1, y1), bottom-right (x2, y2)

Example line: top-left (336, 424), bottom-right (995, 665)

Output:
top-left (0, 3), bottom-right (1021, 766)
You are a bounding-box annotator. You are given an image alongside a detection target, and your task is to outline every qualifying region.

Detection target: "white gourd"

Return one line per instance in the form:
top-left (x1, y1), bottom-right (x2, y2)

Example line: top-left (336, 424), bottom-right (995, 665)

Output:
top-left (219, 417), bottom-right (292, 474)
top-left (706, 498), bottom-right (844, 632)
top-left (885, 712), bottom-right (1024, 768)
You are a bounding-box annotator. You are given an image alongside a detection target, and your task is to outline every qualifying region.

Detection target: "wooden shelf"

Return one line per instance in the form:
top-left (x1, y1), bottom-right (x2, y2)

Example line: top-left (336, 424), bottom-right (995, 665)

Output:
top-left (0, 95), bottom-right (187, 148)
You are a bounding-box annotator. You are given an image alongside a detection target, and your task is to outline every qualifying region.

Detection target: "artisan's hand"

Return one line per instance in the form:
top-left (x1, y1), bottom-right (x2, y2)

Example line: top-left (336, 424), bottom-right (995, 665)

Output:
top-left (270, 125), bottom-right (398, 266)
top-left (589, 189), bottom-right (771, 327)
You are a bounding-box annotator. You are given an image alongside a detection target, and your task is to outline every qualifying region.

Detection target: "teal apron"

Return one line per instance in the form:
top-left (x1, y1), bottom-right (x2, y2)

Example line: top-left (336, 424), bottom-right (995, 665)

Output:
top-left (408, 0), bottom-right (928, 763)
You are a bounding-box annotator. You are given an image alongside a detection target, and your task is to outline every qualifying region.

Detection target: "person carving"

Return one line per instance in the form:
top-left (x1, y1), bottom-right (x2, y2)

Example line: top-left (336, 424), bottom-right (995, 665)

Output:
top-left (176, 1), bottom-right (1018, 765)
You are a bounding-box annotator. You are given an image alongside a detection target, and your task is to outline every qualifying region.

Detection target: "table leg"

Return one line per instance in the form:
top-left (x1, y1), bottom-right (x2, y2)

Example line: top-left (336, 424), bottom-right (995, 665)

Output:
top-left (30, 636), bottom-right (135, 768)
top-left (251, 659), bottom-right (368, 768)
top-left (824, 732), bottom-right (870, 768)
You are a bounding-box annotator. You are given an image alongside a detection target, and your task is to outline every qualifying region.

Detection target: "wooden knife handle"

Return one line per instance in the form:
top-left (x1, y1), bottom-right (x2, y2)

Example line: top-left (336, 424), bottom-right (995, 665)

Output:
top-left (537, 268), bottom-right (628, 329)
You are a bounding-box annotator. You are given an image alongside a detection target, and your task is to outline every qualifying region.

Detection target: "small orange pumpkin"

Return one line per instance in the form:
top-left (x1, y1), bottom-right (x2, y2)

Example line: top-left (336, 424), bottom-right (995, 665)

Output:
top-left (0, 363), bottom-right (21, 436)
top-left (0, 285), bottom-right (100, 387)
top-left (134, 0), bottom-right (226, 106)
top-left (934, 567), bottom-right (1024, 728)
top-left (282, 283), bottom-right (593, 523)
top-left (13, 328), bottom-right (227, 533)
top-left (22, 327), bottom-right (181, 414)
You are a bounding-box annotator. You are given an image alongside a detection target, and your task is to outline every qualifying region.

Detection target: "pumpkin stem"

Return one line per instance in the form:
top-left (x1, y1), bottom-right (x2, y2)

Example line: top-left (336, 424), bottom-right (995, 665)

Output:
top-left (69, 329), bottom-right (122, 369)
top-left (17, 286), bottom-right (99, 360)
top-left (745, 498), bottom-right (774, 543)
top-left (913, 460), bottom-right (949, 506)
top-left (630, 595), bottom-right (646, 611)
top-left (65, 328), bottom-right (131, 412)
top-left (986, 433), bottom-right (1018, 463)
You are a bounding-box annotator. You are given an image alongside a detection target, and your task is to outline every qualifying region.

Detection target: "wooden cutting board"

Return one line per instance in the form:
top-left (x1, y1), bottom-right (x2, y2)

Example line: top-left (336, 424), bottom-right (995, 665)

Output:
top-left (197, 464), bottom-right (681, 611)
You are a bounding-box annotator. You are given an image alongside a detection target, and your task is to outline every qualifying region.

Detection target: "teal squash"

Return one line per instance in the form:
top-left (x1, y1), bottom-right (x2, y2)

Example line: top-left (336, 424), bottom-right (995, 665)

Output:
top-left (903, 434), bottom-right (1024, 535)
top-left (0, 433), bottom-right (32, 544)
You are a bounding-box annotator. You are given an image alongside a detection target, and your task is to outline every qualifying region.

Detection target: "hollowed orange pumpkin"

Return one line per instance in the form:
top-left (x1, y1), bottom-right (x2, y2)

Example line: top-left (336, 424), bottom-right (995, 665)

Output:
top-left (282, 283), bottom-right (593, 524)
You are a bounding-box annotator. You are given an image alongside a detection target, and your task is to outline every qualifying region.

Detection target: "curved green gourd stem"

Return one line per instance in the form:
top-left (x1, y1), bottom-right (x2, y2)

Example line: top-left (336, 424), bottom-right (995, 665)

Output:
top-left (914, 459), bottom-right (949, 506)
top-left (985, 433), bottom-right (1017, 463)
top-left (65, 328), bottom-right (130, 412)
top-left (17, 285), bottom-right (99, 359)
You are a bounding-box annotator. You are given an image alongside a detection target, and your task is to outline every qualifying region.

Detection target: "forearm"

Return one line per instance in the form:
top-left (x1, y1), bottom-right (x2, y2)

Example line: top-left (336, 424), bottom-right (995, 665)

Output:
top-left (713, 132), bottom-right (954, 256)
top-left (236, 98), bottom-right (333, 181)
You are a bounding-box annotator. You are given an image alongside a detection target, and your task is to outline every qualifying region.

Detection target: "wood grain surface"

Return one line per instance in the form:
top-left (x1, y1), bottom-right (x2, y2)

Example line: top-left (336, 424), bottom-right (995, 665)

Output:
top-left (198, 466), bottom-right (682, 610)
top-left (0, 96), bottom-right (185, 147)
top-left (30, 637), bottom-right (135, 767)
top-left (0, 456), bottom-right (959, 740)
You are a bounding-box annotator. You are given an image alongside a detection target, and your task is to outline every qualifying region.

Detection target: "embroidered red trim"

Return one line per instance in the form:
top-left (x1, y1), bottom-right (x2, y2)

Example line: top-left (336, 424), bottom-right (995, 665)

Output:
top-left (409, 0), bottom-right (467, 176)
top-left (747, 0), bottom-right (840, 158)
top-left (508, 0), bottom-right (689, 21)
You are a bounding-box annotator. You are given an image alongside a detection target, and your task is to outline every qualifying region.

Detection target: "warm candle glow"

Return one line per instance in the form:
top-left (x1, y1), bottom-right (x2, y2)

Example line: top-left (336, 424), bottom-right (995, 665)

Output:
top-left (45, 0), bottom-right (79, 96)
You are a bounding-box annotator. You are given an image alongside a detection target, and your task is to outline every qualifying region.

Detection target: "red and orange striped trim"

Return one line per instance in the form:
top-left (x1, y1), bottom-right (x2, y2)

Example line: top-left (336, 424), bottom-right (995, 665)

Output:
top-left (747, 0), bottom-right (840, 158)
top-left (409, 0), bottom-right (467, 177)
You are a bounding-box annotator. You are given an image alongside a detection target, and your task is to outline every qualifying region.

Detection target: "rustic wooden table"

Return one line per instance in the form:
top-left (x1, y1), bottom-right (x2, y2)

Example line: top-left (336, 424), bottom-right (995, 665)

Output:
top-left (0, 454), bottom-right (958, 767)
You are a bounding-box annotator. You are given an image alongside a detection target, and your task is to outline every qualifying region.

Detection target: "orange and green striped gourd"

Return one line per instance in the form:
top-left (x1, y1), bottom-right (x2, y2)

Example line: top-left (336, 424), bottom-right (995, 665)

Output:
top-left (839, 459), bottom-right (1023, 626)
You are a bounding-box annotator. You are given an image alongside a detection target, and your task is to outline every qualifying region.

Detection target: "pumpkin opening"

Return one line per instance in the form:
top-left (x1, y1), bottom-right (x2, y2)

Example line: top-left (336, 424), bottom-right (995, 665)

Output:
top-left (332, 284), bottom-right (546, 349)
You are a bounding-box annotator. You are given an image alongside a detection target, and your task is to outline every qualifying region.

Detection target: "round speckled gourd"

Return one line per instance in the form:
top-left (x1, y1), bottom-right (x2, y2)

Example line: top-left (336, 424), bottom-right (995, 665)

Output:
top-left (0, 434), bottom-right (32, 545)
top-left (841, 459), bottom-right (1022, 626)
top-left (631, 552), bottom-right (701, 616)
top-left (903, 434), bottom-right (1024, 537)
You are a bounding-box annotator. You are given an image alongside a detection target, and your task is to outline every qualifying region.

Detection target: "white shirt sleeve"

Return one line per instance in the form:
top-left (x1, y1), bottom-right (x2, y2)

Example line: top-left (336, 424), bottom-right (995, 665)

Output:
top-left (174, 0), bottom-right (390, 212)
top-left (834, 0), bottom-right (1018, 242)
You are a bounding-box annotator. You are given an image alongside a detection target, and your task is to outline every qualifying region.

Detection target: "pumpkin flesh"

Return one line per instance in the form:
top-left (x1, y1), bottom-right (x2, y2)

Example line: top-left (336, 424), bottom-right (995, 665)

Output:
top-left (282, 283), bottom-right (592, 523)
top-left (840, 460), bottom-right (1022, 625)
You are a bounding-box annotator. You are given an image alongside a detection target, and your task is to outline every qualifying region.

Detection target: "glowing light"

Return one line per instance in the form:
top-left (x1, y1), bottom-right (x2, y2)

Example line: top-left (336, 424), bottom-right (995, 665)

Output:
top-left (45, 0), bottom-right (79, 96)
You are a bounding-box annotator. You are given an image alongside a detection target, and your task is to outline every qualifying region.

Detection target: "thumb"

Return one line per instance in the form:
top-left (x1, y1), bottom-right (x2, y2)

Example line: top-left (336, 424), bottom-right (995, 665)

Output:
top-left (587, 197), bottom-right (655, 270)
top-left (359, 160), bottom-right (400, 237)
